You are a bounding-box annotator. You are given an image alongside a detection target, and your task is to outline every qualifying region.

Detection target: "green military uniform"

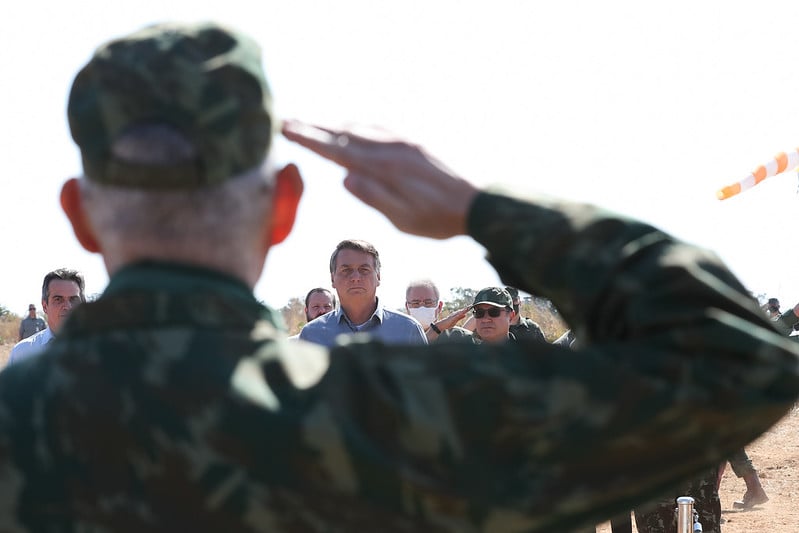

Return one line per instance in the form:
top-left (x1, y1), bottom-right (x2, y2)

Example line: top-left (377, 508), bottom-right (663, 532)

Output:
top-left (0, 21), bottom-right (797, 533)
top-left (435, 325), bottom-right (474, 342)
top-left (772, 308), bottom-right (799, 342)
top-left (727, 448), bottom-right (757, 478)
top-left (1, 190), bottom-right (797, 532)
top-left (510, 316), bottom-right (547, 342)
top-left (503, 287), bottom-right (547, 342)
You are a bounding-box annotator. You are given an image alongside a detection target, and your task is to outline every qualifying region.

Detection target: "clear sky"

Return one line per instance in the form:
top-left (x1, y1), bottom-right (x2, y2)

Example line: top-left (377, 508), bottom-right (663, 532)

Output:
top-left (2, 1), bottom-right (799, 317)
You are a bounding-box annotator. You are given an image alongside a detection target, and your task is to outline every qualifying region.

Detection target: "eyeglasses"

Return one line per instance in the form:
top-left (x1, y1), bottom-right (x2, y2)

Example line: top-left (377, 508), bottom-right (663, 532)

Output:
top-left (407, 299), bottom-right (438, 308)
top-left (473, 307), bottom-right (507, 318)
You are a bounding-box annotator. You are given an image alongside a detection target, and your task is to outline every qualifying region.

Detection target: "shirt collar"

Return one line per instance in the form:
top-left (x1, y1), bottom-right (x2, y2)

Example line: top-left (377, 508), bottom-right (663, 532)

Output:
top-left (334, 297), bottom-right (385, 326)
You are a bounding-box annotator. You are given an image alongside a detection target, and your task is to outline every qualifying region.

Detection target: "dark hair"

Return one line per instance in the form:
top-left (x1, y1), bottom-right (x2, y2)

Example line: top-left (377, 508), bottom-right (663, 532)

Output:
top-left (42, 268), bottom-right (86, 303)
top-left (304, 287), bottom-right (336, 309)
top-left (329, 239), bottom-right (381, 275)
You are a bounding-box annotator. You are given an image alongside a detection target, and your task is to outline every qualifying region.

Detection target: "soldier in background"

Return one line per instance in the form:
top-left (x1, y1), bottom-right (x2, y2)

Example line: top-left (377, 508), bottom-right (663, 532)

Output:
top-left (0, 21), bottom-right (796, 533)
top-left (470, 287), bottom-right (517, 343)
top-left (17, 304), bottom-right (45, 341)
top-left (634, 468), bottom-right (721, 533)
top-left (722, 449), bottom-right (769, 509)
top-left (504, 286), bottom-right (547, 342)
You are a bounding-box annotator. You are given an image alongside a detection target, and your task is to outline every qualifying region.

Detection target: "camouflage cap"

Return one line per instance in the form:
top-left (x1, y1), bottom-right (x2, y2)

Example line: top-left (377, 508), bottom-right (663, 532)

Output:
top-left (471, 287), bottom-right (513, 309)
top-left (68, 22), bottom-right (274, 189)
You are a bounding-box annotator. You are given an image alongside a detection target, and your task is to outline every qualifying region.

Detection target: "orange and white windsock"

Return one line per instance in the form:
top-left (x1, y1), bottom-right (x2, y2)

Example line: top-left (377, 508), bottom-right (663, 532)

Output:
top-left (716, 148), bottom-right (799, 200)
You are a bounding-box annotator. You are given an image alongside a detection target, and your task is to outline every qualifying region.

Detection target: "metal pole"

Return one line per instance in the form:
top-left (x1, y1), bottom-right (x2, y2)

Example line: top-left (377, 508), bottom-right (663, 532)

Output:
top-left (676, 496), bottom-right (694, 533)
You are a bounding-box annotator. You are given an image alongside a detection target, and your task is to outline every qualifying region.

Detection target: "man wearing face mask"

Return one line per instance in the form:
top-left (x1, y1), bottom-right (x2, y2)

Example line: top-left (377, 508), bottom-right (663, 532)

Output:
top-left (405, 279), bottom-right (471, 343)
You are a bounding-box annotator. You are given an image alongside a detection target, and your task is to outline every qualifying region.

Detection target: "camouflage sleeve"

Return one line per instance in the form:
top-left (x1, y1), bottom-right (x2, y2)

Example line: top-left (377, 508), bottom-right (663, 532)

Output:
top-left (285, 190), bottom-right (799, 532)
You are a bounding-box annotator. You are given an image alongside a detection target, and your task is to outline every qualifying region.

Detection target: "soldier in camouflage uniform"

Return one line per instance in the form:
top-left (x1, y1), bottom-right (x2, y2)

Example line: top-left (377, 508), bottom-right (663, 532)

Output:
top-left (0, 21), bottom-right (798, 533)
top-left (634, 467), bottom-right (721, 533)
top-left (725, 448), bottom-right (769, 509)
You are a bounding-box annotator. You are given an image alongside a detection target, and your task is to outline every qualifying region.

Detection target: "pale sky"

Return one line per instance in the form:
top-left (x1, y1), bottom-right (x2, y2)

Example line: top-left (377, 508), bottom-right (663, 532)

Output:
top-left (2, 1), bottom-right (799, 318)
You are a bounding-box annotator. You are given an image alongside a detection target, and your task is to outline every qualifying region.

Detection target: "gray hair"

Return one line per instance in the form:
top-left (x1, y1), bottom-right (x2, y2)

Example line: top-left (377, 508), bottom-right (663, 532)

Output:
top-left (405, 279), bottom-right (440, 301)
top-left (80, 124), bottom-right (274, 270)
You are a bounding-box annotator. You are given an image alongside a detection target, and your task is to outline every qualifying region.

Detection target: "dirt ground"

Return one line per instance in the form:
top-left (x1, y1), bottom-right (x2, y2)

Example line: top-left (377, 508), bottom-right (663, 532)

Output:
top-left (595, 405), bottom-right (799, 533)
top-left (1, 344), bottom-right (797, 532)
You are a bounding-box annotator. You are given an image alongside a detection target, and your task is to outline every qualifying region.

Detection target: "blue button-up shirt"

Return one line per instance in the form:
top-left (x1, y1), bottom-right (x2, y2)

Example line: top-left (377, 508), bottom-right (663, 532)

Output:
top-left (299, 298), bottom-right (427, 347)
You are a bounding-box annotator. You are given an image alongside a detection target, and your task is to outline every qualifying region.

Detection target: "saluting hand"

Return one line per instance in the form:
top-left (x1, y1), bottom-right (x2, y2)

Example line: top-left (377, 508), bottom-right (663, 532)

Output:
top-left (282, 120), bottom-right (480, 240)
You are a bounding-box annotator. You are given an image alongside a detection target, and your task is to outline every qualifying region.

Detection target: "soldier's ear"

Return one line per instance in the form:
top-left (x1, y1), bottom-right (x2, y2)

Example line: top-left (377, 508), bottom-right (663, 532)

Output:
top-left (61, 178), bottom-right (101, 253)
top-left (264, 163), bottom-right (303, 247)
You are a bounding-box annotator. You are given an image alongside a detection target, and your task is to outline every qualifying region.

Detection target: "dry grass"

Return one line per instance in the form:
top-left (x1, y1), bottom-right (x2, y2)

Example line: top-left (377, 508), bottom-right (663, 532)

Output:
top-left (0, 343), bottom-right (10, 368)
top-left (0, 316), bottom-right (20, 347)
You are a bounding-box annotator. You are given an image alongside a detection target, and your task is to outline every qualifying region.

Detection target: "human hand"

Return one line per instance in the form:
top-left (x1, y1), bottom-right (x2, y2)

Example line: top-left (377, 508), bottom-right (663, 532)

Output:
top-left (437, 306), bottom-right (471, 330)
top-left (281, 120), bottom-right (480, 239)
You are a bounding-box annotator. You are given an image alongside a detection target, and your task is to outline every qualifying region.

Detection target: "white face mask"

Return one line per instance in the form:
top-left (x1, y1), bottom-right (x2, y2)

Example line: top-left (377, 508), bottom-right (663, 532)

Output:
top-left (408, 306), bottom-right (438, 327)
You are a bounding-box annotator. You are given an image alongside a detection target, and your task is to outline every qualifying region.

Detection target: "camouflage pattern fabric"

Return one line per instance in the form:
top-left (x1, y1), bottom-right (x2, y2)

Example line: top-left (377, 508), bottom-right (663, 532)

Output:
top-left (0, 192), bottom-right (798, 532)
top-left (68, 22), bottom-right (274, 189)
top-left (610, 512), bottom-right (633, 533)
top-left (634, 468), bottom-right (721, 533)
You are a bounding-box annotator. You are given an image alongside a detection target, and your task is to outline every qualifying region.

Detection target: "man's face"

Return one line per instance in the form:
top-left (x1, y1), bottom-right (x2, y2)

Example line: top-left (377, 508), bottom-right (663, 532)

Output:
top-left (42, 279), bottom-right (83, 334)
top-left (473, 304), bottom-right (514, 343)
top-left (28, 307), bottom-right (36, 318)
top-left (331, 249), bottom-right (380, 307)
top-left (405, 286), bottom-right (442, 316)
top-left (511, 299), bottom-right (522, 323)
top-left (306, 291), bottom-right (335, 322)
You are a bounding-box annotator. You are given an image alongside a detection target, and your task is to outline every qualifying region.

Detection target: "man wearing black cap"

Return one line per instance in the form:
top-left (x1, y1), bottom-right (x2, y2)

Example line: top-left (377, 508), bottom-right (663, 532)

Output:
top-left (0, 21), bottom-right (797, 533)
top-left (470, 286), bottom-right (516, 343)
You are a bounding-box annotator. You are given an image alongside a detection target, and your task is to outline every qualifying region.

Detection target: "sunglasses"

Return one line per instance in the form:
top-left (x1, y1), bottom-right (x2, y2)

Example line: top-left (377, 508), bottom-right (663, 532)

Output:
top-left (472, 307), bottom-right (507, 318)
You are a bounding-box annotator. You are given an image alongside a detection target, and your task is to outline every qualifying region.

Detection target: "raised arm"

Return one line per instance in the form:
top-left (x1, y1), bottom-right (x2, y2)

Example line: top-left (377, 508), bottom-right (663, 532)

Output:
top-left (281, 120), bottom-right (799, 532)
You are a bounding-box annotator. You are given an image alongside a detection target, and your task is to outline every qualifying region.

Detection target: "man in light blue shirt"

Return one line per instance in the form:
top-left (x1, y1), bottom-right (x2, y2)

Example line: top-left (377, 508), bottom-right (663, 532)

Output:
top-left (300, 239), bottom-right (426, 347)
top-left (6, 269), bottom-right (85, 367)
